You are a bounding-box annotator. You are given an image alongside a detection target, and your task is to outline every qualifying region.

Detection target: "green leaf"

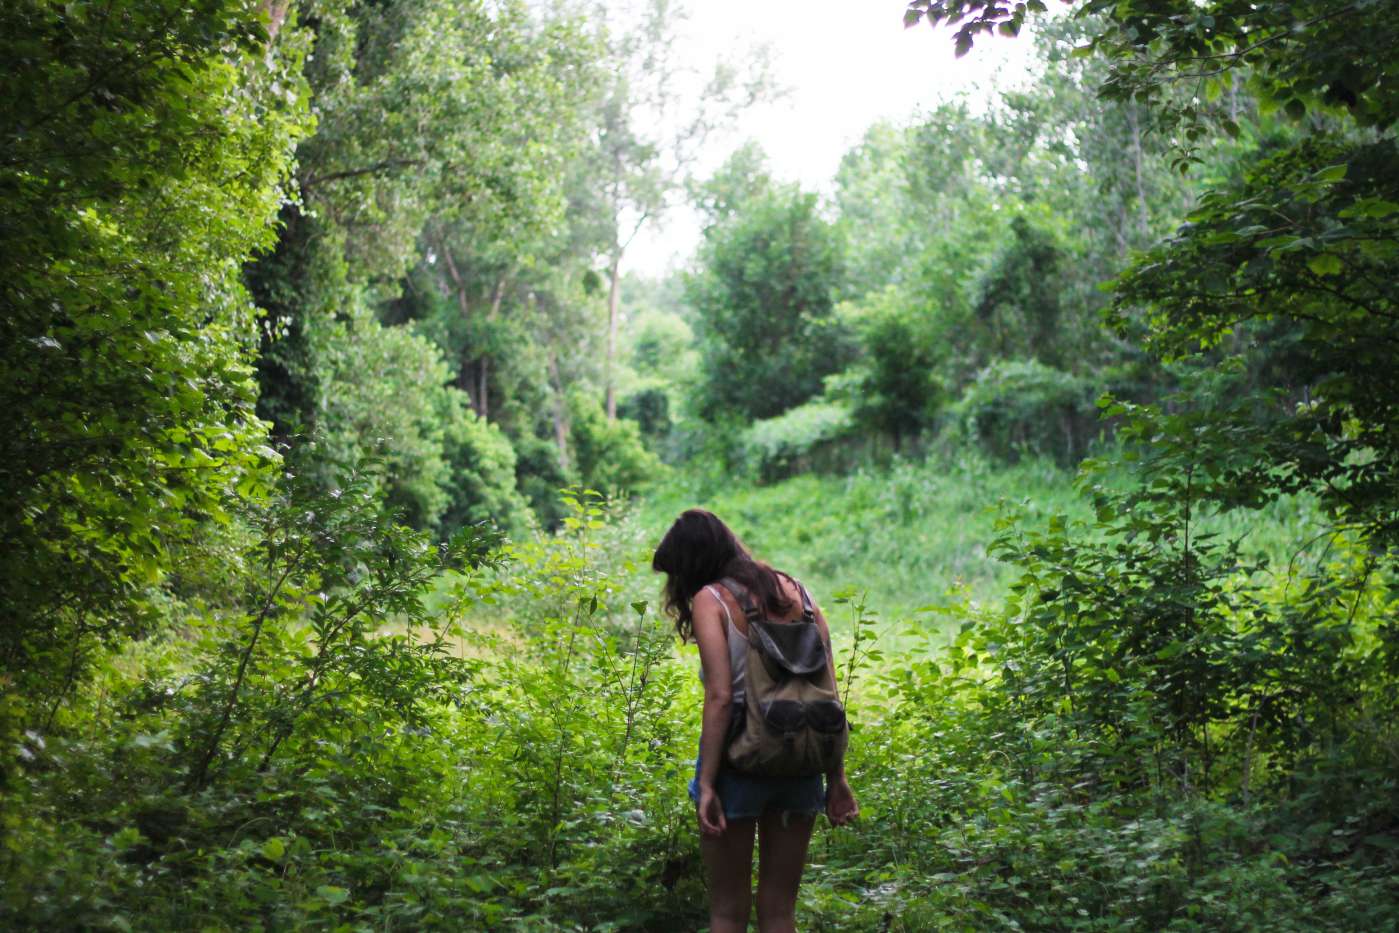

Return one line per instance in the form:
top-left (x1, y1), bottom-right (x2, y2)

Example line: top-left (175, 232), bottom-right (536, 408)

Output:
top-left (316, 885), bottom-right (350, 906)
top-left (1155, 640), bottom-right (1187, 660)
top-left (1307, 253), bottom-right (1343, 276)
top-left (1340, 197), bottom-right (1399, 218)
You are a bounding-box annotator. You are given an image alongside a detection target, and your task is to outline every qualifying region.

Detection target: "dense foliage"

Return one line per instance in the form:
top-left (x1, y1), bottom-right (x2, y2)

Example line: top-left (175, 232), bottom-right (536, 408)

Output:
top-left (4, 0), bottom-right (1398, 928)
top-left (1, 0), bottom-right (306, 714)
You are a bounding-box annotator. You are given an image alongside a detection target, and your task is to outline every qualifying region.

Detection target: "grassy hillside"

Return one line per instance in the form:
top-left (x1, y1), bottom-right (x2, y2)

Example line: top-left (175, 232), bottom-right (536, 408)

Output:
top-left (638, 452), bottom-right (1085, 625)
top-left (637, 448), bottom-right (1325, 646)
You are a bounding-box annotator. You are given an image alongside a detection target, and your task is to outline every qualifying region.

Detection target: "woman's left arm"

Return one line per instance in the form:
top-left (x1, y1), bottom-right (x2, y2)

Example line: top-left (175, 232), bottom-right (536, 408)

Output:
top-left (692, 587), bottom-right (733, 836)
top-left (813, 601), bottom-right (859, 827)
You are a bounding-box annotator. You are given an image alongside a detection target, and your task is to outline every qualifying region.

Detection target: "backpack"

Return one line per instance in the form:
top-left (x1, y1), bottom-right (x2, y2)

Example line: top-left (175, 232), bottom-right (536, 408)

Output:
top-left (716, 576), bottom-right (849, 778)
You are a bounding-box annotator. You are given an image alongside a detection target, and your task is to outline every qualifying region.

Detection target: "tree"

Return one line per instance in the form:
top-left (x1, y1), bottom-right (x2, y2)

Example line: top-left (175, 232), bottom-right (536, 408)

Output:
top-left (905, 0), bottom-right (1399, 888)
top-left (904, 0), bottom-right (1399, 542)
top-left (248, 0), bottom-right (589, 530)
top-left (903, 1), bottom-right (1398, 136)
top-left (687, 178), bottom-right (850, 421)
top-left (0, 0), bottom-right (307, 712)
top-left (840, 288), bottom-right (949, 449)
top-left (587, 0), bottom-right (774, 420)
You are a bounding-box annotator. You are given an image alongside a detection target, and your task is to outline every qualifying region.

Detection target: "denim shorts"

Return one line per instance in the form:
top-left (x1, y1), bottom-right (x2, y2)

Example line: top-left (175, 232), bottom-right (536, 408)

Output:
top-left (688, 754), bottom-right (826, 822)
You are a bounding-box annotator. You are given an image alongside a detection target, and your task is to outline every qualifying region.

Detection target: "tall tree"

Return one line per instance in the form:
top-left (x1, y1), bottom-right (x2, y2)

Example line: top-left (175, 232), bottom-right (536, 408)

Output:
top-left (588, 0), bottom-right (774, 419)
top-left (0, 0), bottom-right (308, 711)
top-left (248, 0), bottom-right (585, 529)
top-left (687, 171), bottom-right (850, 421)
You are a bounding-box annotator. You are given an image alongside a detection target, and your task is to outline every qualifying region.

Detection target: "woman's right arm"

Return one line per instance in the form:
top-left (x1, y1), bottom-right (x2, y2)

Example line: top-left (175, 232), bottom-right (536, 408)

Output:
top-left (692, 587), bottom-right (733, 836)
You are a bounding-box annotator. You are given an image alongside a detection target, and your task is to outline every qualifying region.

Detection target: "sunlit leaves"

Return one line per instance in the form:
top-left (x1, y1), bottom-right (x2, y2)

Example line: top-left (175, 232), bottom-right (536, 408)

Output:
top-left (1, 0), bottom-right (309, 710)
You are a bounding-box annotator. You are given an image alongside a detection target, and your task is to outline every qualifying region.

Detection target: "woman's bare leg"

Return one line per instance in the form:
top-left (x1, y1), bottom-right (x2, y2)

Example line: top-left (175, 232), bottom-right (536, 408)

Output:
top-left (700, 816), bottom-right (757, 932)
top-left (755, 810), bottom-right (815, 933)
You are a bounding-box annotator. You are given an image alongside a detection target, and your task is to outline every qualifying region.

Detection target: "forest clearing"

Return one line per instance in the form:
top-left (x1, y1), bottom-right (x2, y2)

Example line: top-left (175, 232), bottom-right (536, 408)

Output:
top-left (3, 0), bottom-right (1397, 929)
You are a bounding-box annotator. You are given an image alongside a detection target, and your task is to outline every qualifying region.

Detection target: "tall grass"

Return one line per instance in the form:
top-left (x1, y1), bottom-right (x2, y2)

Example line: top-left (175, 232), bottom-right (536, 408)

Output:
top-left (637, 446), bottom-right (1327, 646)
top-left (638, 451), bottom-right (1086, 628)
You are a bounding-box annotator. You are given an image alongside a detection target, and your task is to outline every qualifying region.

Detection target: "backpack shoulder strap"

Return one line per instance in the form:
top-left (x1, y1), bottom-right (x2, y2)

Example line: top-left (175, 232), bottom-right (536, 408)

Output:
top-left (778, 571), bottom-right (816, 620)
top-left (715, 577), bottom-right (761, 624)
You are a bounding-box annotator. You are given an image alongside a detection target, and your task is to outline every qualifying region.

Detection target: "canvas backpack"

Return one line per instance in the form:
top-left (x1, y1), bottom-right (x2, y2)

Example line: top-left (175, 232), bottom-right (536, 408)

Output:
top-left (716, 576), bottom-right (849, 778)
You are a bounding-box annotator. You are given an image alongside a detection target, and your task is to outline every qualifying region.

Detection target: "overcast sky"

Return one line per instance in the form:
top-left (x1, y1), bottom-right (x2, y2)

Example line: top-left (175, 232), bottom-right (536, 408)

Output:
top-left (626, 0), bottom-right (1035, 276)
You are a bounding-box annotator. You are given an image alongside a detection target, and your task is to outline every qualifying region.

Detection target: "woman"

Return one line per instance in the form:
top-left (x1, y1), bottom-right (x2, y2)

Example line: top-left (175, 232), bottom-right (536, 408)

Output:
top-left (652, 509), bottom-right (858, 933)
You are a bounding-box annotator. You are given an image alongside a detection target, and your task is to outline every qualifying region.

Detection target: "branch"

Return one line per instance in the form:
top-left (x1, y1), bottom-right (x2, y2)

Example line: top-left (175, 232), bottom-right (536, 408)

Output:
top-left (302, 158), bottom-right (427, 191)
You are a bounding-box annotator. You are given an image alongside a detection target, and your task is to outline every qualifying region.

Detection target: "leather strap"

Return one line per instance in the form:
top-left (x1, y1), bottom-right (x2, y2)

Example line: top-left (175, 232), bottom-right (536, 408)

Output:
top-left (715, 577), bottom-right (761, 622)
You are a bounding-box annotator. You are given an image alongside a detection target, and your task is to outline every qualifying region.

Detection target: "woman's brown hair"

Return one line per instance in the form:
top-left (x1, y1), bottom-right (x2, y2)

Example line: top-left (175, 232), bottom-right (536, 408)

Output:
top-left (651, 509), bottom-right (794, 641)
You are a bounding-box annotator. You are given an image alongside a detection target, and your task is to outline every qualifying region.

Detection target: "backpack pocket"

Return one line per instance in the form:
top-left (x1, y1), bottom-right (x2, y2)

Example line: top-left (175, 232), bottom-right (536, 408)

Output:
top-left (805, 699), bottom-right (847, 734)
top-left (722, 698), bottom-right (847, 778)
top-left (761, 699), bottom-right (806, 733)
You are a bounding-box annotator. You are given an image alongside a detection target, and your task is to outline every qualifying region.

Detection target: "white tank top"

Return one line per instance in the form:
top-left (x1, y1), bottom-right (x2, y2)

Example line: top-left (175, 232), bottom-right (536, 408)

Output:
top-left (701, 583), bottom-right (748, 705)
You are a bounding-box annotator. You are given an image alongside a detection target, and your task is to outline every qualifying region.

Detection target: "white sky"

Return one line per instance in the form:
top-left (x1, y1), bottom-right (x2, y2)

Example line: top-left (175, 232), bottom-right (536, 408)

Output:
top-left (626, 0), bottom-right (1036, 276)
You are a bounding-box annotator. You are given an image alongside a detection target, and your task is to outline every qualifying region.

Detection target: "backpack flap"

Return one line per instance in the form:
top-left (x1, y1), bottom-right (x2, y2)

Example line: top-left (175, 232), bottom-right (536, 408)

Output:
top-left (747, 618), bottom-right (828, 678)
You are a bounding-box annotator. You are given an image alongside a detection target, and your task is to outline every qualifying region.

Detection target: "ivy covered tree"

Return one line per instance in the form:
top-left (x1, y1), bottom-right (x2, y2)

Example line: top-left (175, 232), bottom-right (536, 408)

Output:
top-left (248, 0), bottom-right (587, 532)
top-left (0, 0), bottom-right (308, 713)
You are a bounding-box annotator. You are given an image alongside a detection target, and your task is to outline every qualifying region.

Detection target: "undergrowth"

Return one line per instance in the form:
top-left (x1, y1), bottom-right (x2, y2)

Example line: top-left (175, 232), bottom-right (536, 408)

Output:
top-left (4, 458), bottom-right (1393, 931)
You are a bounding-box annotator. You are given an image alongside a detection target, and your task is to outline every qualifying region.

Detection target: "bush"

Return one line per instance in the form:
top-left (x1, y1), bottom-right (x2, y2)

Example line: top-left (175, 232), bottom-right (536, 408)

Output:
top-left (568, 393), bottom-right (664, 495)
top-left (440, 408), bottom-right (532, 536)
top-left (514, 433), bottom-right (573, 529)
top-left (618, 387), bottom-right (672, 442)
top-left (841, 287), bottom-right (950, 447)
top-left (739, 399), bottom-right (856, 482)
top-left (311, 314), bottom-right (463, 530)
top-left (951, 358), bottom-right (1101, 465)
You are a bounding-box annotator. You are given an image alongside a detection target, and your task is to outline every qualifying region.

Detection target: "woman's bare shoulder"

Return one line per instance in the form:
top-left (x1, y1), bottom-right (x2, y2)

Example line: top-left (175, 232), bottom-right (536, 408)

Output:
top-left (693, 583), bottom-right (720, 612)
top-left (696, 581), bottom-right (740, 614)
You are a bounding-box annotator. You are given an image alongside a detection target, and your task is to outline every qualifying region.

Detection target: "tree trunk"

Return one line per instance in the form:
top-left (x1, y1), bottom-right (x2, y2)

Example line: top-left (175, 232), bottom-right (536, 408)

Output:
top-left (604, 251), bottom-right (622, 421)
top-left (477, 357), bottom-right (489, 421)
top-left (547, 351), bottom-right (572, 473)
top-left (438, 243), bottom-right (484, 416)
top-left (477, 275), bottom-right (506, 422)
top-left (259, 0), bottom-right (292, 41)
top-left (1127, 104), bottom-right (1151, 242)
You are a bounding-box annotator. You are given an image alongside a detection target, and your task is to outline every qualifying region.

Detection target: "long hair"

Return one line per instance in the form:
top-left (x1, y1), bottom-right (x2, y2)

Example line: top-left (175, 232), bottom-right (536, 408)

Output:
top-left (651, 509), bottom-right (794, 642)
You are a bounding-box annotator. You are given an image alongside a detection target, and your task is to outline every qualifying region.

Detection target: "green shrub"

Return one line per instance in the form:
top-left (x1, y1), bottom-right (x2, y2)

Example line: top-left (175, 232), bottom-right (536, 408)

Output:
top-left (739, 399), bottom-right (857, 482)
top-left (310, 314), bottom-right (468, 530)
top-left (951, 358), bottom-right (1101, 465)
top-left (841, 286), bottom-right (950, 448)
top-left (618, 387), bottom-right (672, 442)
top-left (568, 393), bottom-right (664, 495)
top-left (440, 408), bottom-right (532, 536)
top-left (514, 433), bottom-right (573, 529)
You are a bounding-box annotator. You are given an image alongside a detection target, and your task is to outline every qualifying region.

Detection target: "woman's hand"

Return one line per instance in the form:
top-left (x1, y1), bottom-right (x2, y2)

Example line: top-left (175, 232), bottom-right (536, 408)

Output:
top-left (696, 781), bottom-right (728, 837)
top-left (826, 777), bottom-right (859, 827)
